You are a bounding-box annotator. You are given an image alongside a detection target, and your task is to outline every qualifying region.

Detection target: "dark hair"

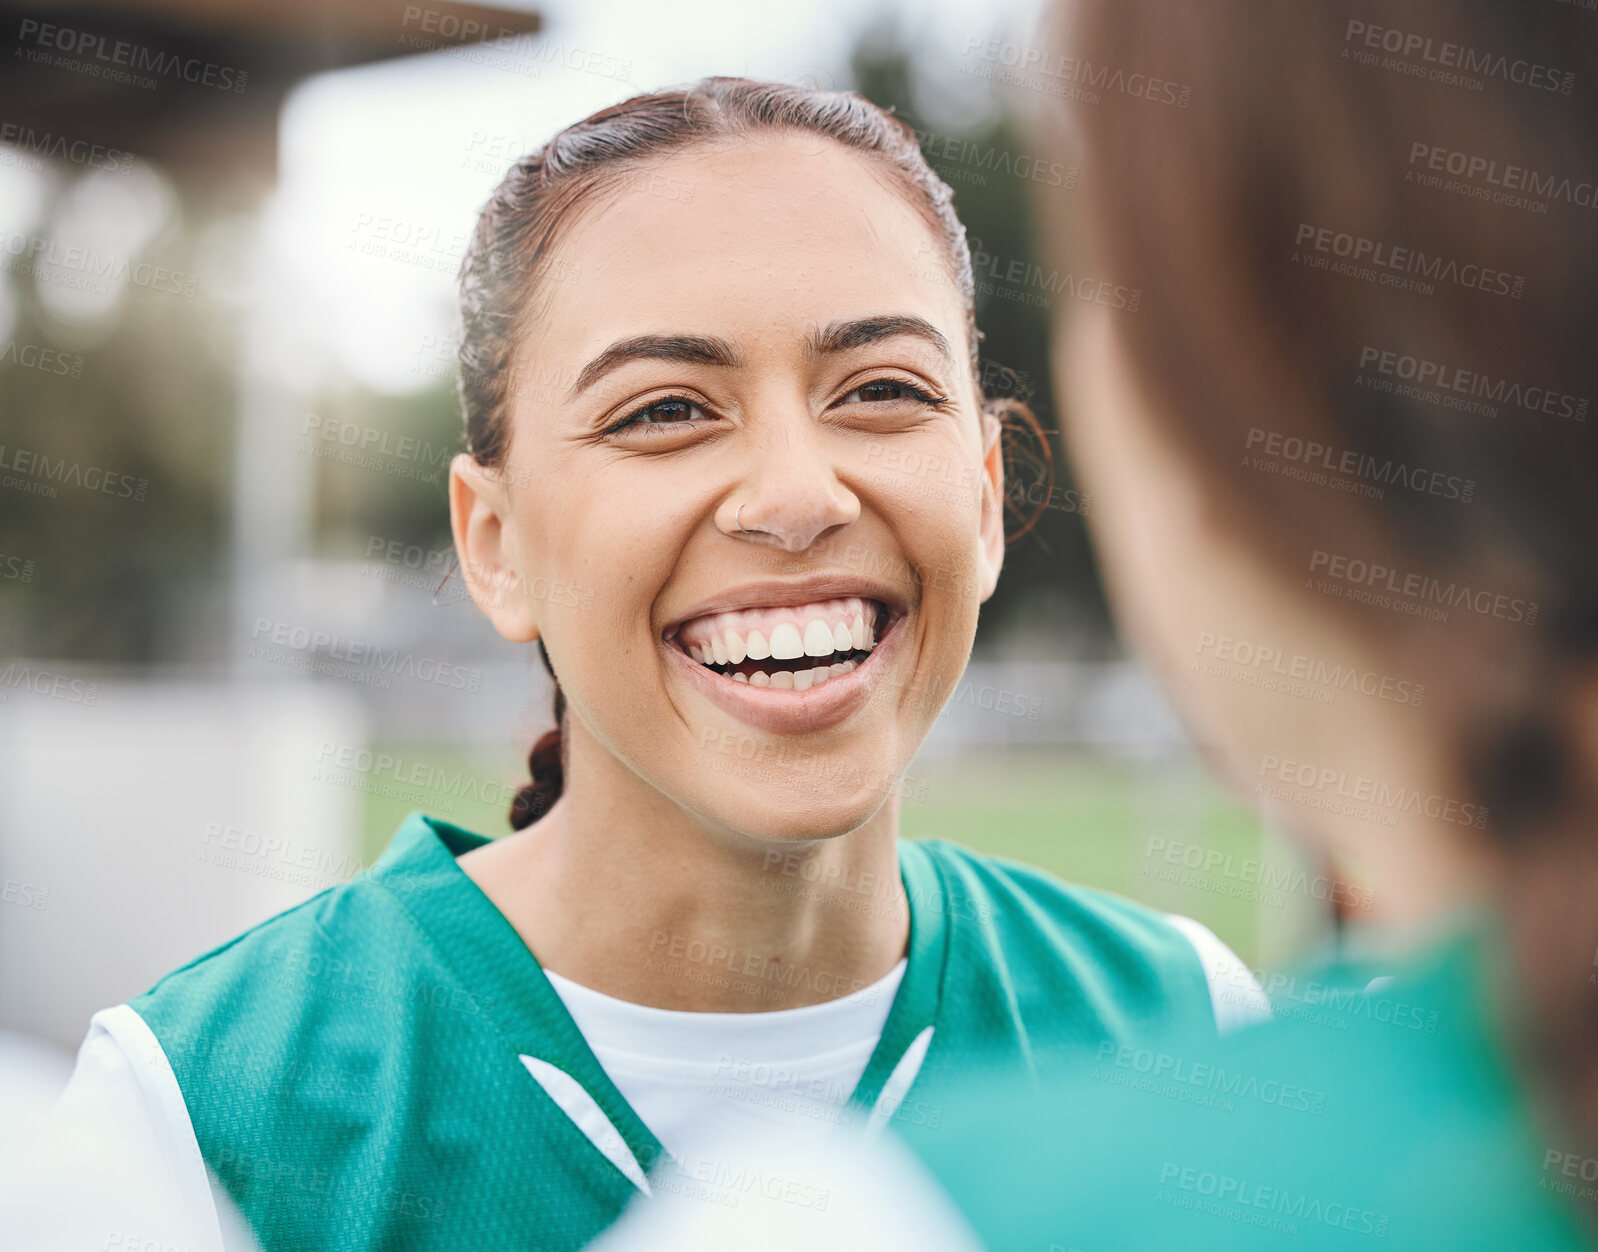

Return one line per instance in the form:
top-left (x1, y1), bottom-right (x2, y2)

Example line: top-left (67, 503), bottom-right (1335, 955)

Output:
top-left (454, 76), bottom-right (1050, 831)
top-left (1056, 0), bottom-right (1598, 1179)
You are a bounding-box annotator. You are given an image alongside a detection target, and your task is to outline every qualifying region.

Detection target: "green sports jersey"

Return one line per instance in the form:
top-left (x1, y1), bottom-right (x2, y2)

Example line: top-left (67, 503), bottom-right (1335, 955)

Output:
top-left (898, 916), bottom-right (1593, 1250)
top-left (131, 812), bottom-right (1220, 1251)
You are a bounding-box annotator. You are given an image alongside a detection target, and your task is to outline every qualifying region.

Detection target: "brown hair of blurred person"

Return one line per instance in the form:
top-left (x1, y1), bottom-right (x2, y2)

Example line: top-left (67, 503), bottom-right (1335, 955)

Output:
top-left (1047, 0), bottom-right (1598, 1169)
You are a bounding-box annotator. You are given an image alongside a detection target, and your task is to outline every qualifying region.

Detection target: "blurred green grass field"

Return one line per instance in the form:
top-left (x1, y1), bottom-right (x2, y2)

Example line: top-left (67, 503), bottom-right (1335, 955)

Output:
top-left (357, 745), bottom-right (1322, 967)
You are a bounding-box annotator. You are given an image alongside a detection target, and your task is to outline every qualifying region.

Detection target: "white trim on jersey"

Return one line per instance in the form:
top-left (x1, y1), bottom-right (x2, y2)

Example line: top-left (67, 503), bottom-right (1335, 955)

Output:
top-left (519, 1054), bottom-right (654, 1195)
top-left (862, 1025), bottom-right (936, 1141)
top-left (1164, 913), bottom-right (1274, 1034)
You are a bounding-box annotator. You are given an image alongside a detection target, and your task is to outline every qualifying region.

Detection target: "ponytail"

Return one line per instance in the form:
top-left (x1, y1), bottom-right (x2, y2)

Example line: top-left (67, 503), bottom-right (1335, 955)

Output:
top-left (510, 639), bottom-right (565, 830)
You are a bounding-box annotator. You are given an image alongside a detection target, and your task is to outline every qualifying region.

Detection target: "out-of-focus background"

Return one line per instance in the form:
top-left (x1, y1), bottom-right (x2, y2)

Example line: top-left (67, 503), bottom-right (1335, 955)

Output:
top-left (0, 0), bottom-right (1346, 1164)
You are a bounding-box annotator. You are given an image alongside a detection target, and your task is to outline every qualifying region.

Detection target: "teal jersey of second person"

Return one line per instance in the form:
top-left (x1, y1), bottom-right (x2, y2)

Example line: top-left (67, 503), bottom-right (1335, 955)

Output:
top-left (898, 917), bottom-right (1594, 1250)
top-left (130, 812), bottom-right (1220, 1252)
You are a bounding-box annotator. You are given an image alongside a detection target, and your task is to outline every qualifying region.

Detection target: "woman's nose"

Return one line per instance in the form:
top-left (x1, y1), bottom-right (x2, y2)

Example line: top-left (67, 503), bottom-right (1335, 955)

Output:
top-left (722, 430), bottom-right (862, 552)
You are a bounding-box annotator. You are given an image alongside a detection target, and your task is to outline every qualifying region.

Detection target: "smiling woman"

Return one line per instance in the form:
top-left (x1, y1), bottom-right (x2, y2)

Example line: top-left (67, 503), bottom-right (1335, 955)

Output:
top-left (20, 78), bottom-right (1264, 1252)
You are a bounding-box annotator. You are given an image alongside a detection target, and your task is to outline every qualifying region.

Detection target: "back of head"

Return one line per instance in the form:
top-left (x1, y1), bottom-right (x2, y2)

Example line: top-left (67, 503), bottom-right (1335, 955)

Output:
top-left (1049, 0), bottom-right (1598, 1162)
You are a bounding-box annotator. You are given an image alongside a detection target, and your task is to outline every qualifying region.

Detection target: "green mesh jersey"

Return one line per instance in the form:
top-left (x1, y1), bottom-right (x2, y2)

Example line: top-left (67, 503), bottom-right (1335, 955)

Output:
top-left (130, 812), bottom-right (1219, 1251)
top-left (899, 917), bottom-right (1593, 1250)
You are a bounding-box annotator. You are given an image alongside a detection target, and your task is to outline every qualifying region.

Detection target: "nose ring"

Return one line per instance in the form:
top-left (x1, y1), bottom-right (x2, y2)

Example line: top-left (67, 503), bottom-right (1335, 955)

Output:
top-left (735, 503), bottom-right (750, 533)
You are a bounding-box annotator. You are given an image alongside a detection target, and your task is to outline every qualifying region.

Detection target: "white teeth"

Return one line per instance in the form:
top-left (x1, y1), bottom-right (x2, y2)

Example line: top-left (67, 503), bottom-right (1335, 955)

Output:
top-left (803, 619), bottom-right (835, 657)
top-left (678, 598), bottom-right (889, 671)
top-left (769, 623), bottom-right (804, 661)
top-left (714, 656), bottom-right (863, 691)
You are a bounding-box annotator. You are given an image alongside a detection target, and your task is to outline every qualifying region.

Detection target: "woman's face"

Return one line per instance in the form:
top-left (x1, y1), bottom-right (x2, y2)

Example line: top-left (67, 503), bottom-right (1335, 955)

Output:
top-left (452, 132), bottom-right (1004, 844)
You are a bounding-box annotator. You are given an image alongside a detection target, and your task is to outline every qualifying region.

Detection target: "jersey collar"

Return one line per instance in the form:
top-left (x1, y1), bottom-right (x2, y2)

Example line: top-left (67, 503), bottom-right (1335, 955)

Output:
top-left (371, 812), bottom-right (952, 1190)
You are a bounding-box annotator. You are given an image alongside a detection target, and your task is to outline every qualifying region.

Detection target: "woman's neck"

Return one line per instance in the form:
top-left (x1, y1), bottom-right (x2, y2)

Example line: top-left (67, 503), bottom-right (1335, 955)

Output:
top-left (457, 741), bottom-right (910, 1012)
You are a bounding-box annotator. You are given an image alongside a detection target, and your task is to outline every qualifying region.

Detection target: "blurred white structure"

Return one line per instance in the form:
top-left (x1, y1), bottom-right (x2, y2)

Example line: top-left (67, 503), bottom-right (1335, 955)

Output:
top-left (0, 672), bottom-right (366, 1166)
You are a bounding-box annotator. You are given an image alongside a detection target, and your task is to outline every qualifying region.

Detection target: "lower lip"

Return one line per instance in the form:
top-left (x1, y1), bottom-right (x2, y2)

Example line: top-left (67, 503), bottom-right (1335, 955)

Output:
top-left (663, 613), bottom-right (907, 736)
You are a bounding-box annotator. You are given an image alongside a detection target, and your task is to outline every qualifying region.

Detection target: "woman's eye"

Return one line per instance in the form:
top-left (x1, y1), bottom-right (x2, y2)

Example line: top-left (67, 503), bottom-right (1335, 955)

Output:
top-left (841, 379), bottom-right (949, 406)
top-left (606, 397), bottom-right (707, 436)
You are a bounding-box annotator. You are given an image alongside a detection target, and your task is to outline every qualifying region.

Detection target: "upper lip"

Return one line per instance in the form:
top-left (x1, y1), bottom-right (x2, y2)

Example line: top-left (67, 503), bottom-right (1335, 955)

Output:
top-left (662, 573), bottom-right (911, 639)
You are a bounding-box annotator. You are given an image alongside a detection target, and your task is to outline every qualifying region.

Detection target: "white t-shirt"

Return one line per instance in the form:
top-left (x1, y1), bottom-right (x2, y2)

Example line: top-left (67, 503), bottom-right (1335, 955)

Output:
top-left (1, 914), bottom-right (1266, 1249)
top-left (544, 957), bottom-right (906, 1174)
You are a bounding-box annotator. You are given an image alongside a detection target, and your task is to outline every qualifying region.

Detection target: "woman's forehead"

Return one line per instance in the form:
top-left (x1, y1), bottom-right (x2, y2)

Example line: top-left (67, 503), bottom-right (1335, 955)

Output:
top-left (523, 135), bottom-right (970, 369)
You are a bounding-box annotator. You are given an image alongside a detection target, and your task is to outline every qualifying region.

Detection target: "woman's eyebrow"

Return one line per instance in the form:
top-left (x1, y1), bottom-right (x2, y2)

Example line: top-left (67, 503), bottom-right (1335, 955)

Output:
top-left (566, 314), bottom-right (954, 402)
top-left (808, 315), bottom-right (954, 368)
top-left (568, 334), bottom-right (742, 399)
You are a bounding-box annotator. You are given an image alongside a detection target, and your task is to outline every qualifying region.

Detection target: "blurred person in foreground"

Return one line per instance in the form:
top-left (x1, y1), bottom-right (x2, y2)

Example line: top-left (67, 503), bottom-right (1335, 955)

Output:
top-left (595, 0), bottom-right (1598, 1246)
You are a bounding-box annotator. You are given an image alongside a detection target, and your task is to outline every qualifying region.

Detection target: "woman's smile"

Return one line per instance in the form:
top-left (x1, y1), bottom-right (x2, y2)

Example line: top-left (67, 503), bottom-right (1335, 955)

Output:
top-left (661, 577), bottom-right (911, 735)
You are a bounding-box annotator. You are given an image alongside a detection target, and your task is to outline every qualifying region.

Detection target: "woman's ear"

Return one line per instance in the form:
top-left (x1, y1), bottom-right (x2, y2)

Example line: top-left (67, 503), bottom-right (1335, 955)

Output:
top-left (975, 404), bottom-right (1006, 603)
top-left (448, 452), bottom-right (542, 643)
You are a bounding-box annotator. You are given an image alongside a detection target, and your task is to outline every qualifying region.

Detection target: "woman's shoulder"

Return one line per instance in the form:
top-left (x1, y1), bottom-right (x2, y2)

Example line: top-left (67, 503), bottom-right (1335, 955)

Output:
top-left (905, 837), bottom-right (1241, 1030)
top-left (905, 835), bottom-right (1214, 950)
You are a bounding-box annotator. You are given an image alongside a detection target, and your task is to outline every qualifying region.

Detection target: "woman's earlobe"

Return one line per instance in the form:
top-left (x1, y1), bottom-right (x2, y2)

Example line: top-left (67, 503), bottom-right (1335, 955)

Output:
top-left (976, 424), bottom-right (1007, 602)
top-left (448, 453), bottom-right (543, 643)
